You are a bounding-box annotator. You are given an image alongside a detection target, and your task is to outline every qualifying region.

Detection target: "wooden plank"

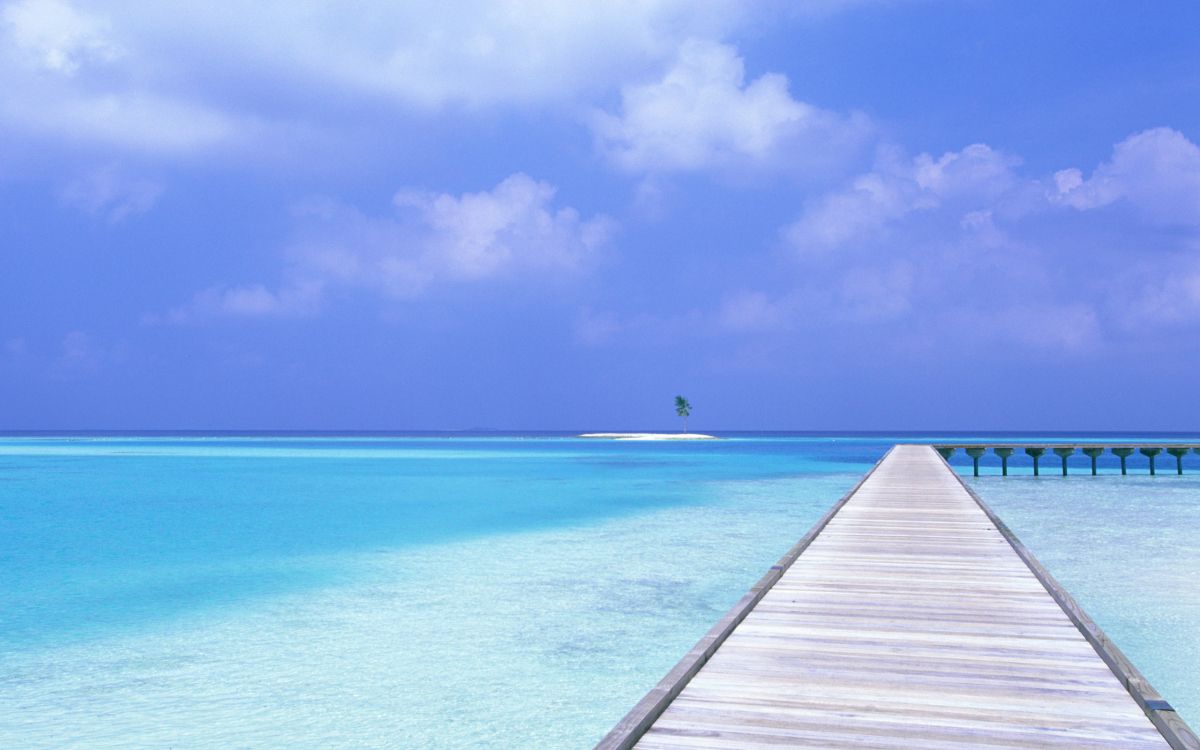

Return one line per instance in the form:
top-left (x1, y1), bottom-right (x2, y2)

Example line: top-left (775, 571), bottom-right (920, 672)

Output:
top-left (592, 449), bottom-right (896, 750)
top-left (934, 449), bottom-right (1200, 750)
top-left (597, 444), bottom-right (1197, 749)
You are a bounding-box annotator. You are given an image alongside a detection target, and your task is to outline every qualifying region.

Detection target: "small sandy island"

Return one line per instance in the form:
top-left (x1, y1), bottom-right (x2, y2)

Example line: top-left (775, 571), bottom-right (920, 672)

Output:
top-left (579, 432), bottom-right (718, 441)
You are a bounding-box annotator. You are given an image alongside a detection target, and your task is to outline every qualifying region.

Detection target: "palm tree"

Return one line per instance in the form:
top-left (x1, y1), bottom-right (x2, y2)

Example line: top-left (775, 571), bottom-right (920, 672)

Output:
top-left (674, 395), bottom-right (692, 433)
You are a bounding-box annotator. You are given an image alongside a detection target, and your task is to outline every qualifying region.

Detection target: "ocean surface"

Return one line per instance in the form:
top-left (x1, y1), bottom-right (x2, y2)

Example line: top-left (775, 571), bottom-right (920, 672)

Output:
top-left (0, 433), bottom-right (1196, 747)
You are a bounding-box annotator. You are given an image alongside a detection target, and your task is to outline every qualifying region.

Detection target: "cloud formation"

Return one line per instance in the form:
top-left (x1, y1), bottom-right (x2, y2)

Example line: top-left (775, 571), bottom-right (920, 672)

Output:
top-left (388, 174), bottom-right (613, 282)
top-left (1, 0), bottom-right (121, 74)
top-left (129, 0), bottom-right (750, 109)
top-left (788, 127), bottom-right (1200, 257)
top-left (785, 143), bottom-right (1022, 251)
top-left (166, 173), bottom-right (613, 321)
top-left (573, 127), bottom-right (1200, 358)
top-left (0, 0), bottom-right (250, 155)
top-left (0, 0), bottom-right (752, 158)
top-left (772, 128), bottom-right (1200, 344)
top-left (169, 281), bottom-right (325, 322)
top-left (0, 0), bottom-right (896, 176)
top-left (60, 165), bottom-right (163, 222)
top-left (594, 40), bottom-right (872, 175)
top-left (1054, 127), bottom-right (1200, 225)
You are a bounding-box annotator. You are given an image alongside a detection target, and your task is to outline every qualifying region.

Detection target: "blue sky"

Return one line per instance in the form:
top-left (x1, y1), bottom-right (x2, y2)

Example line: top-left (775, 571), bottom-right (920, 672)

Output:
top-left (2, 0), bottom-right (1199, 431)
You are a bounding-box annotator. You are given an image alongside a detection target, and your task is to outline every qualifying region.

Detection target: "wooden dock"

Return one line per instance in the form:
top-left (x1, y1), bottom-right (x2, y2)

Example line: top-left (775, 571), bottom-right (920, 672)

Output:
top-left (597, 445), bottom-right (1198, 749)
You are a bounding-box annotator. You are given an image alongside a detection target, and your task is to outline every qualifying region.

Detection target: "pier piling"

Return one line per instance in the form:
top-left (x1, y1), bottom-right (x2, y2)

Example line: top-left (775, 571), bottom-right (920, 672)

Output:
top-left (965, 446), bottom-right (986, 477)
top-left (933, 443), bottom-right (1198, 479)
top-left (1112, 447), bottom-right (1135, 475)
top-left (1140, 447), bottom-right (1162, 475)
top-left (1024, 446), bottom-right (1046, 476)
top-left (1052, 446), bottom-right (1075, 476)
top-left (994, 446), bottom-right (1014, 476)
top-left (1082, 446), bottom-right (1105, 475)
top-left (1167, 447), bottom-right (1188, 475)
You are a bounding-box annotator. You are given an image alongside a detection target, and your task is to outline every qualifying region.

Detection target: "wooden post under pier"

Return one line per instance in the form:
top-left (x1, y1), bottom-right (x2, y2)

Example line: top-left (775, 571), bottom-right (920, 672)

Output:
top-left (1167, 447), bottom-right (1189, 475)
top-left (1112, 447), bottom-right (1135, 475)
top-left (1140, 446), bottom-right (1162, 476)
top-left (1053, 445), bottom-right (1075, 476)
top-left (993, 446), bottom-right (1014, 476)
top-left (965, 445), bottom-right (986, 477)
top-left (931, 443), bottom-right (1200, 477)
top-left (1024, 445), bottom-right (1046, 476)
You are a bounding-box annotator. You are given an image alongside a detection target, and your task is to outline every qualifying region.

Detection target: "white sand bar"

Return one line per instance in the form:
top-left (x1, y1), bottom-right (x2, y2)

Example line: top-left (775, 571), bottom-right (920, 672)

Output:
top-left (599, 444), bottom-right (1190, 749)
top-left (579, 433), bottom-right (718, 441)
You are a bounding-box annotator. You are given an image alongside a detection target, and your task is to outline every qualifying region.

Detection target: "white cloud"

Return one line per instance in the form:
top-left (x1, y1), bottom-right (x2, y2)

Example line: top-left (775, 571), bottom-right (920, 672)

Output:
top-left (20, 91), bottom-right (242, 154)
top-left (766, 127), bottom-right (1200, 354)
top-left (166, 173), bottom-right (613, 321)
top-left (0, 0), bottom-right (256, 156)
top-left (1117, 246), bottom-right (1200, 326)
top-left (1054, 127), bottom-right (1200, 225)
top-left (0, 63), bottom-right (254, 155)
top-left (785, 143), bottom-right (1021, 251)
top-left (958, 208), bottom-right (1007, 248)
top-left (6, 0), bottom-right (887, 110)
top-left (578, 128), bottom-right (1200, 358)
top-left (594, 40), bottom-right (871, 174)
top-left (124, 0), bottom-right (750, 109)
top-left (1139, 272), bottom-right (1200, 321)
top-left (61, 165), bottom-right (162, 221)
top-left (784, 170), bottom-right (915, 250)
top-left (786, 127), bottom-right (1200, 257)
top-left (1, 0), bottom-right (122, 74)
top-left (164, 281), bottom-right (325, 322)
top-left (0, 2), bottom-right (887, 161)
top-left (294, 173), bottom-right (613, 299)
top-left (837, 262), bottom-right (915, 320)
top-left (718, 261), bottom-right (914, 332)
top-left (911, 143), bottom-right (1021, 200)
top-left (390, 173), bottom-right (612, 281)
top-left (0, 0), bottom-right (751, 121)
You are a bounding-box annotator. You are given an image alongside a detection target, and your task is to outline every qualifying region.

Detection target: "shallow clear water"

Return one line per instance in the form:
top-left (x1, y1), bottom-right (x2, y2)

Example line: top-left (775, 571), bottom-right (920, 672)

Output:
top-left (0, 435), bottom-right (1196, 747)
top-left (971, 473), bottom-right (1200, 730)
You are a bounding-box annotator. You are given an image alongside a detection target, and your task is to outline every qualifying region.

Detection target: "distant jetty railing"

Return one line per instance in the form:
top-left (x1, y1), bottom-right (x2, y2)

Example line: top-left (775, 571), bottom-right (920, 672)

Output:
top-left (935, 444), bottom-right (1200, 476)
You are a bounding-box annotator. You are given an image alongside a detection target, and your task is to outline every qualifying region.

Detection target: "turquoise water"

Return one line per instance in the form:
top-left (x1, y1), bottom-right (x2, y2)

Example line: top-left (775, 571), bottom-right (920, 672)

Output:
top-left (972, 474), bottom-right (1200, 728)
top-left (0, 435), bottom-right (1196, 746)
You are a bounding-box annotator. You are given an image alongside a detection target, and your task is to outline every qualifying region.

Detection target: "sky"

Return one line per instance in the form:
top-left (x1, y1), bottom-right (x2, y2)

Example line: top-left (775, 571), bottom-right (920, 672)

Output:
top-left (2, 0), bottom-right (1199, 431)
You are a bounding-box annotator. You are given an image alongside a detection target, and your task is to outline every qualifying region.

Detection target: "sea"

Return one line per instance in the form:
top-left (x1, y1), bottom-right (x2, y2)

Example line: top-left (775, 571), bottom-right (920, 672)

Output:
top-left (0, 433), bottom-right (1196, 747)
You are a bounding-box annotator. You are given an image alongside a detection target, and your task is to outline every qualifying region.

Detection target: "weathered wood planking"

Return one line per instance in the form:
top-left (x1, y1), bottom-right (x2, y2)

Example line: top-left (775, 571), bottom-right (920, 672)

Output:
top-left (597, 444), bottom-right (1198, 750)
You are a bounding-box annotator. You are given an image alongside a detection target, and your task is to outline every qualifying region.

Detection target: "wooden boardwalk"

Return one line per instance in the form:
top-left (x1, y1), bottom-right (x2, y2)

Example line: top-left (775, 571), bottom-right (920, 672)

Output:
top-left (598, 445), bottom-right (1197, 749)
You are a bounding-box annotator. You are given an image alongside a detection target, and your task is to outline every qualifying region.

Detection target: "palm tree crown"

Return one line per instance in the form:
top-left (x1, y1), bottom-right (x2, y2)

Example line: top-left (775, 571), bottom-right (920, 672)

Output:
top-left (674, 395), bottom-right (692, 433)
